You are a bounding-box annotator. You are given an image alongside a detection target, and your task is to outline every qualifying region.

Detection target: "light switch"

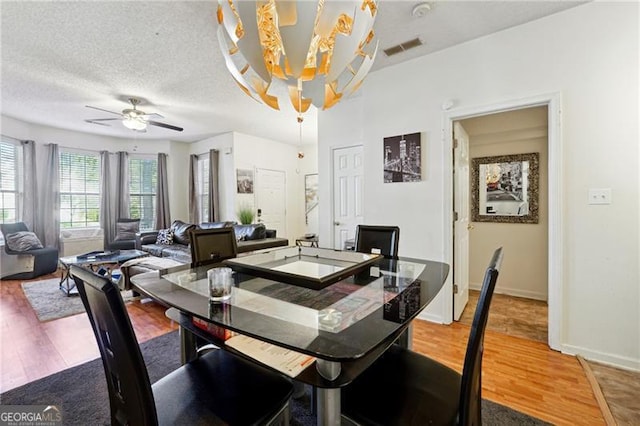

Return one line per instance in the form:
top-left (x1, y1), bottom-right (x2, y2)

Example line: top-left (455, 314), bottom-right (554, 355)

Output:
top-left (588, 188), bottom-right (612, 205)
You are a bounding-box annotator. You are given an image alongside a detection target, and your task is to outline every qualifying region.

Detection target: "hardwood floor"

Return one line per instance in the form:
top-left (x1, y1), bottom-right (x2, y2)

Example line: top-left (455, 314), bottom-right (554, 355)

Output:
top-left (413, 320), bottom-right (604, 425)
top-left (0, 272), bottom-right (176, 393)
top-left (1, 272), bottom-right (607, 425)
top-left (460, 289), bottom-right (548, 343)
top-left (587, 360), bottom-right (640, 425)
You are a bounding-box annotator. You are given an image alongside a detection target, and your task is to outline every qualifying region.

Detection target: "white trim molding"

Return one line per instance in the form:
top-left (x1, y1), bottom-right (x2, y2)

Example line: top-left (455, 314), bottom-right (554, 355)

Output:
top-left (562, 344), bottom-right (640, 372)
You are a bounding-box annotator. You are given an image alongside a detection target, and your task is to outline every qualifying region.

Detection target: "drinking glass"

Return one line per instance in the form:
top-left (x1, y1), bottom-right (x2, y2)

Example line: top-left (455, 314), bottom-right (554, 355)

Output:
top-left (207, 267), bottom-right (234, 302)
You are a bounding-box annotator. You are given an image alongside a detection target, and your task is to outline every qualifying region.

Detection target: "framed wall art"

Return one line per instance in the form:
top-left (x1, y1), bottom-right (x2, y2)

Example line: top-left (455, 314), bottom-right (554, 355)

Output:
top-left (236, 169), bottom-right (254, 194)
top-left (304, 173), bottom-right (318, 224)
top-left (471, 152), bottom-right (539, 224)
top-left (383, 132), bottom-right (421, 183)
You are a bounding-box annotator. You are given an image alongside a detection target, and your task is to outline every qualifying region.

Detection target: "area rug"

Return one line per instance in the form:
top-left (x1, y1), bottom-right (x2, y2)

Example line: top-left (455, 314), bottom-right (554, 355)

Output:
top-left (22, 278), bottom-right (133, 322)
top-left (0, 331), bottom-right (550, 425)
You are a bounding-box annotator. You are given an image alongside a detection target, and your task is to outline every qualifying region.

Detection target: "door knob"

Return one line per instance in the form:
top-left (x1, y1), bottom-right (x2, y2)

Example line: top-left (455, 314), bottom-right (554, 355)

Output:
top-left (334, 221), bottom-right (340, 226)
top-left (467, 224), bottom-right (475, 230)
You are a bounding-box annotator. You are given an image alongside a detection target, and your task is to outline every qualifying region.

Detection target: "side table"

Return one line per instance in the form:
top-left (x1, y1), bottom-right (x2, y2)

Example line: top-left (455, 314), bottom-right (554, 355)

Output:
top-left (295, 235), bottom-right (319, 248)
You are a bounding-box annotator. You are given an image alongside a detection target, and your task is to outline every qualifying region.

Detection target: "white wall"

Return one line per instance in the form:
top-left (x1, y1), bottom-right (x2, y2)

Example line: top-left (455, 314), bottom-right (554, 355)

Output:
top-left (188, 131), bottom-right (316, 241)
top-left (318, 2), bottom-right (639, 369)
top-left (233, 132), bottom-right (306, 241)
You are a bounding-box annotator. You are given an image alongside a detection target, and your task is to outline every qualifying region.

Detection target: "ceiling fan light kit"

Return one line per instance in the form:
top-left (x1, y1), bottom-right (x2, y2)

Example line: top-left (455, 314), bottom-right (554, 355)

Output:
top-left (216, 0), bottom-right (379, 121)
top-left (85, 97), bottom-right (183, 132)
top-left (122, 117), bottom-right (147, 131)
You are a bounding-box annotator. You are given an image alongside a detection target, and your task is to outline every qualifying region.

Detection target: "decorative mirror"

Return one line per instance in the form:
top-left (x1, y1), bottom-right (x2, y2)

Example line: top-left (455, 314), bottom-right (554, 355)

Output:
top-left (471, 153), bottom-right (539, 224)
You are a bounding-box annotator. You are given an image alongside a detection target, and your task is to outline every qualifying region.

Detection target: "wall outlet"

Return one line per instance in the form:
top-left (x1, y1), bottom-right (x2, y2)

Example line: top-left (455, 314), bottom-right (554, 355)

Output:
top-left (588, 188), bottom-right (612, 205)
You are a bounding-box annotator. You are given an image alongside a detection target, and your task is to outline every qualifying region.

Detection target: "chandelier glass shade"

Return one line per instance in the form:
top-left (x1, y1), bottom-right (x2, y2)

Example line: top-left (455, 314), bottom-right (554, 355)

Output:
top-left (216, 0), bottom-right (379, 120)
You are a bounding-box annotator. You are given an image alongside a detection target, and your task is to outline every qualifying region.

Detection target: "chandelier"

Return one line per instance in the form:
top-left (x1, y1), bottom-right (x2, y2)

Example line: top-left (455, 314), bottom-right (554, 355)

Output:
top-left (216, 0), bottom-right (379, 121)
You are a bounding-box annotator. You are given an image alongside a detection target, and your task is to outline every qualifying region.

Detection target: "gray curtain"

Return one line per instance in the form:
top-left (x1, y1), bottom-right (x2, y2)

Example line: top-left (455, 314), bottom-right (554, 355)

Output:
top-left (208, 149), bottom-right (220, 222)
top-left (155, 153), bottom-right (171, 229)
top-left (42, 144), bottom-right (60, 249)
top-left (100, 151), bottom-right (114, 248)
top-left (115, 151), bottom-right (129, 219)
top-left (20, 140), bottom-right (40, 238)
top-left (188, 154), bottom-right (199, 224)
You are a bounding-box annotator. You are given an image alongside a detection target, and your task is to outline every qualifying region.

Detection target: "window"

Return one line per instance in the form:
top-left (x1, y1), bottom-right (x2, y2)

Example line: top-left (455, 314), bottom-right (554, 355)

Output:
top-left (0, 139), bottom-right (22, 225)
top-left (129, 156), bottom-right (157, 230)
top-left (59, 150), bottom-right (100, 228)
top-left (197, 155), bottom-right (209, 221)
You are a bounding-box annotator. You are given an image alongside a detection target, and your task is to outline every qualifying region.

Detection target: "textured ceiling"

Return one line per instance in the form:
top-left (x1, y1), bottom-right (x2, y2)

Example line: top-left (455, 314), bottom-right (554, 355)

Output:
top-left (0, 1), bottom-right (584, 144)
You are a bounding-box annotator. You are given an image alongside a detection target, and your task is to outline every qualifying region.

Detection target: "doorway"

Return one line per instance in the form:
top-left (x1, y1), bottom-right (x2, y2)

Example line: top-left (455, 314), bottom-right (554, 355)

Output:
top-left (455, 106), bottom-right (549, 343)
top-left (444, 93), bottom-right (562, 351)
top-left (255, 168), bottom-right (287, 238)
top-left (332, 145), bottom-right (364, 250)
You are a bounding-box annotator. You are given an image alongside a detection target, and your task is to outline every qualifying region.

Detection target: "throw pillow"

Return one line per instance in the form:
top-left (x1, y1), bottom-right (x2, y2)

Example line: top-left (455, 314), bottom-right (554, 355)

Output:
top-left (114, 220), bottom-right (140, 241)
top-left (156, 229), bottom-right (174, 245)
top-left (6, 231), bottom-right (44, 252)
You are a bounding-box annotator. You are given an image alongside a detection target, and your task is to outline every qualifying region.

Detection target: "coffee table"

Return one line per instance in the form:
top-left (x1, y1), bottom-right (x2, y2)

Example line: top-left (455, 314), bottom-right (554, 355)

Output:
top-left (58, 249), bottom-right (148, 296)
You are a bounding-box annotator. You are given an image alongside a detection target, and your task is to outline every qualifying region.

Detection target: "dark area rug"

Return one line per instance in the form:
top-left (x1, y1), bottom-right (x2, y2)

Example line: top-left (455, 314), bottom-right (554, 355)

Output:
top-left (0, 331), bottom-right (549, 425)
top-left (22, 278), bottom-right (132, 322)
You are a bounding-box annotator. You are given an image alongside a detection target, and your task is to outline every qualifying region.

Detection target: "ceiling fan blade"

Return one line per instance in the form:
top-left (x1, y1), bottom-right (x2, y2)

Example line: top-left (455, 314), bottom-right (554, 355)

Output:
top-left (87, 118), bottom-right (120, 121)
top-left (86, 105), bottom-right (123, 116)
top-left (141, 113), bottom-right (164, 119)
top-left (85, 119), bottom-right (114, 127)
top-left (147, 120), bottom-right (183, 132)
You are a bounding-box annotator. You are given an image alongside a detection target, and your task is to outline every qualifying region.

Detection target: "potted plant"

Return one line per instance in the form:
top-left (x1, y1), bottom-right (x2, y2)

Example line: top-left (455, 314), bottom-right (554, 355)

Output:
top-left (237, 205), bottom-right (255, 225)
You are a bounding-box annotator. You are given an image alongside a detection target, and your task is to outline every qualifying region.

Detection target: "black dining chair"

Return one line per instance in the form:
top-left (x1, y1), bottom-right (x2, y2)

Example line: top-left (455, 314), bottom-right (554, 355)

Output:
top-left (70, 265), bottom-right (293, 426)
top-left (342, 247), bottom-right (503, 426)
top-left (355, 225), bottom-right (400, 258)
top-left (189, 227), bottom-right (238, 267)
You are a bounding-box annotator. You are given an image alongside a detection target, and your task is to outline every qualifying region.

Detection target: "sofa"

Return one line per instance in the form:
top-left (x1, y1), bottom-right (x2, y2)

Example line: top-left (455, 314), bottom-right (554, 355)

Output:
top-left (135, 219), bottom-right (289, 263)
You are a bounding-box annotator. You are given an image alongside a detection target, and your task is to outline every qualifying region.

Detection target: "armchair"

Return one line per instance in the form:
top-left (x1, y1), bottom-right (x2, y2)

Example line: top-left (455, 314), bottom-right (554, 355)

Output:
top-left (108, 218), bottom-right (140, 250)
top-left (0, 222), bottom-right (58, 280)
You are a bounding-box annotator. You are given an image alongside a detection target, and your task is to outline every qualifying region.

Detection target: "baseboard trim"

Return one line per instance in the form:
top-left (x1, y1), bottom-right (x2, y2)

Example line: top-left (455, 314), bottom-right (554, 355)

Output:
top-left (562, 343), bottom-right (640, 372)
top-left (470, 282), bottom-right (547, 301)
top-left (417, 311), bottom-right (445, 324)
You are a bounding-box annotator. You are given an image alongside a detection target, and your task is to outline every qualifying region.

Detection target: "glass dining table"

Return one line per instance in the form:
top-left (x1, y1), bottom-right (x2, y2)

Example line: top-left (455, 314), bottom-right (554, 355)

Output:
top-left (131, 247), bottom-right (449, 425)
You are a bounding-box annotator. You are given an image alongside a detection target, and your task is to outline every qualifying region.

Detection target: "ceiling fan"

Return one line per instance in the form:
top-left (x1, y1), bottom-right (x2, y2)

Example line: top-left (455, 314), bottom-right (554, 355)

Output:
top-left (85, 98), bottom-right (183, 132)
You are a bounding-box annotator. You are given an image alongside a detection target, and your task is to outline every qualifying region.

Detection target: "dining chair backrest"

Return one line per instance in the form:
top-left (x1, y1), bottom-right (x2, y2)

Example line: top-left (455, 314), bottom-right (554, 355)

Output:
top-left (71, 265), bottom-right (157, 426)
top-left (458, 247), bottom-right (503, 425)
top-left (189, 227), bottom-right (238, 267)
top-left (355, 225), bottom-right (400, 258)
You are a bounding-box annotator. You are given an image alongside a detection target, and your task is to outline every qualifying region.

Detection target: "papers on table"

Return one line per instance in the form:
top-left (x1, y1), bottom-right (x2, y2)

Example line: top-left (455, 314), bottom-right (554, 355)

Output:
top-left (225, 334), bottom-right (316, 378)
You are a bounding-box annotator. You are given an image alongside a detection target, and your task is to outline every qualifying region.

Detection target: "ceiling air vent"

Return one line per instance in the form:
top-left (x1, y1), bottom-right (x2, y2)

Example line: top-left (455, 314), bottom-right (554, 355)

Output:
top-left (383, 37), bottom-right (423, 57)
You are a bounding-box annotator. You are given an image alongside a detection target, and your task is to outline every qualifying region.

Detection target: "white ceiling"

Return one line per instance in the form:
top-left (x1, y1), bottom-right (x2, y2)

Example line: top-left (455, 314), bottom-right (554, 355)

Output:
top-left (0, 1), bottom-right (584, 145)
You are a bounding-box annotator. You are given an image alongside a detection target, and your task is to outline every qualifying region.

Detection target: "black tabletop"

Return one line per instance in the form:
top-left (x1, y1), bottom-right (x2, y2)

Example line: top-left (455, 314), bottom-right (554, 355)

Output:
top-left (131, 256), bottom-right (449, 362)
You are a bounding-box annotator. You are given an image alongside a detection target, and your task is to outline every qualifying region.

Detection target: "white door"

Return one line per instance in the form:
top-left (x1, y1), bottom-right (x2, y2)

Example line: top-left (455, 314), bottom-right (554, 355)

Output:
top-left (332, 146), bottom-right (364, 249)
top-left (453, 122), bottom-right (471, 320)
top-left (255, 168), bottom-right (287, 238)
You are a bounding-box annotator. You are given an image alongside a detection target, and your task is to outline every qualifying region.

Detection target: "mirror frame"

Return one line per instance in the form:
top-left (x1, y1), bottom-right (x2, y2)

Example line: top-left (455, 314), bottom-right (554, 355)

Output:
top-left (471, 152), bottom-right (539, 224)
